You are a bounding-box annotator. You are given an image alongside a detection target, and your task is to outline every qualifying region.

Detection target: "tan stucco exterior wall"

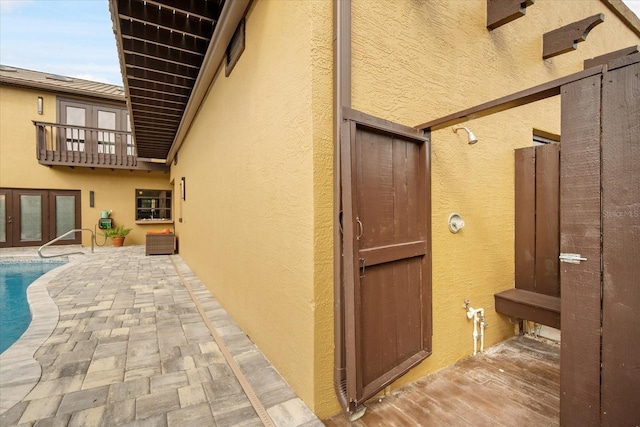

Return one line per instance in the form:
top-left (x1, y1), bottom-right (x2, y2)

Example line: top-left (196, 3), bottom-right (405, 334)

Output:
top-left (0, 85), bottom-right (171, 246)
top-left (350, 0), bottom-right (639, 394)
top-left (171, 0), bottom-right (334, 416)
top-left (168, 0), bottom-right (638, 419)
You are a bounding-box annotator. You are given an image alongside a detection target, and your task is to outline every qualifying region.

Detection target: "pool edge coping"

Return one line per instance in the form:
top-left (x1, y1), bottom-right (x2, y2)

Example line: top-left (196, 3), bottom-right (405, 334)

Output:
top-left (0, 260), bottom-right (76, 415)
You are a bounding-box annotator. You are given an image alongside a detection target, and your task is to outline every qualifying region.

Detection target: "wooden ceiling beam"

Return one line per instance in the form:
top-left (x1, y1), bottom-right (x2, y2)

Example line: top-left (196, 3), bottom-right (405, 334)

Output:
top-left (130, 93), bottom-right (187, 106)
top-left (141, 0), bottom-right (217, 23)
top-left (128, 86), bottom-right (190, 99)
top-left (132, 127), bottom-right (176, 136)
top-left (122, 46), bottom-right (201, 69)
top-left (487, 0), bottom-right (535, 30)
top-left (543, 14), bottom-right (605, 59)
top-left (119, 20), bottom-right (208, 54)
top-left (127, 74), bottom-right (192, 90)
top-left (118, 1), bottom-right (214, 40)
top-left (142, 0), bottom-right (222, 23)
top-left (125, 62), bottom-right (198, 81)
top-left (131, 101), bottom-right (185, 114)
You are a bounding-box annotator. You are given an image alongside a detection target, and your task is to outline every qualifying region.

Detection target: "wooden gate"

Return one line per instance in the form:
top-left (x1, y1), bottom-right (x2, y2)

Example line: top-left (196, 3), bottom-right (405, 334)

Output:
top-left (341, 108), bottom-right (432, 409)
top-left (418, 53), bottom-right (639, 425)
top-left (560, 59), bottom-right (639, 426)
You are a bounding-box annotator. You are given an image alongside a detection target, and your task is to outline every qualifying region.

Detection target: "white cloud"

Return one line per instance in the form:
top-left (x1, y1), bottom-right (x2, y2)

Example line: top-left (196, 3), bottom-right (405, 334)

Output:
top-left (0, 0), bottom-right (32, 13)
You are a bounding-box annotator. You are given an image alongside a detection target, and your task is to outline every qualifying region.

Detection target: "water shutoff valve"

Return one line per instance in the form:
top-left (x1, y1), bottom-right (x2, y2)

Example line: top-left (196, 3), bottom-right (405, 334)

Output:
top-left (448, 213), bottom-right (465, 234)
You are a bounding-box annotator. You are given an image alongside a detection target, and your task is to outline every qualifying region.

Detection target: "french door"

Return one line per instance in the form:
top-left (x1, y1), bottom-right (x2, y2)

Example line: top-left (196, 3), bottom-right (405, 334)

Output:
top-left (0, 188), bottom-right (81, 248)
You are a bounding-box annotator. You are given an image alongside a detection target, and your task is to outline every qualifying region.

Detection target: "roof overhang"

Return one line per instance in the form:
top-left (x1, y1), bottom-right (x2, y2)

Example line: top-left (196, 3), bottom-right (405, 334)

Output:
top-left (110, 0), bottom-right (250, 163)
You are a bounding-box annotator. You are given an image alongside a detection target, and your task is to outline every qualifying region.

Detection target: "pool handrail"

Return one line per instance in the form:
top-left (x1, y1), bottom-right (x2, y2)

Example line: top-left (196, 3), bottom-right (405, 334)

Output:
top-left (38, 229), bottom-right (95, 258)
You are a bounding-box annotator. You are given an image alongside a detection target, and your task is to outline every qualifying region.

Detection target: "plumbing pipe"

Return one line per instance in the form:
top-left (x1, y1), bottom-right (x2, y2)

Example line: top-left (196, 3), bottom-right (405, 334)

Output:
top-left (464, 300), bottom-right (488, 355)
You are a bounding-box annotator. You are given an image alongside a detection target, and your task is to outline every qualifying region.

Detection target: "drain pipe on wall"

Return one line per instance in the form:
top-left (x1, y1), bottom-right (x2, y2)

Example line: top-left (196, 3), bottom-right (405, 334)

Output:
top-left (333, 0), bottom-right (353, 417)
top-left (464, 299), bottom-right (488, 355)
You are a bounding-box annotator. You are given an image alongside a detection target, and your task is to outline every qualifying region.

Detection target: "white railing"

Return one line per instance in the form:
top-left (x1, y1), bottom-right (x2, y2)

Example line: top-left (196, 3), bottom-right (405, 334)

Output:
top-left (38, 229), bottom-right (95, 258)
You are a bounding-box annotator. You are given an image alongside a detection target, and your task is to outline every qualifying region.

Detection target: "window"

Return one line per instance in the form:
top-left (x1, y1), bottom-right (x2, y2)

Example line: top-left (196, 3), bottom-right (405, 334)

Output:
top-left (136, 189), bottom-right (172, 221)
top-left (58, 98), bottom-right (130, 154)
top-left (533, 130), bottom-right (560, 146)
top-left (225, 18), bottom-right (245, 77)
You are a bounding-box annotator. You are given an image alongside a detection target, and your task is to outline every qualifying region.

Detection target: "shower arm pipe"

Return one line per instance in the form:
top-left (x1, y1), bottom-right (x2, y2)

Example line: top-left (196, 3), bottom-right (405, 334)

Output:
top-left (38, 229), bottom-right (95, 258)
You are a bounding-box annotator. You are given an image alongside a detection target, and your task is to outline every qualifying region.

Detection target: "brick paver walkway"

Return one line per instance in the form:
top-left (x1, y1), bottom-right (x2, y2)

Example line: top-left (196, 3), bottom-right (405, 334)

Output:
top-left (0, 246), bottom-right (321, 427)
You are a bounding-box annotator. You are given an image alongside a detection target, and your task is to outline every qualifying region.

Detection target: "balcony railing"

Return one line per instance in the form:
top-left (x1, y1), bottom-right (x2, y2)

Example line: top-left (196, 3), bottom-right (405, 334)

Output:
top-left (33, 121), bottom-right (168, 171)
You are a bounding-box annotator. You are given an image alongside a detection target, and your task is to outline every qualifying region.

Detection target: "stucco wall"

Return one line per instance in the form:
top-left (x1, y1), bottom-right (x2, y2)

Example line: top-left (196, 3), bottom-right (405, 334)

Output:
top-left (350, 0), bottom-right (638, 394)
top-left (168, 0), bottom-right (638, 419)
top-left (0, 85), bottom-right (171, 246)
top-left (171, 0), bottom-right (334, 416)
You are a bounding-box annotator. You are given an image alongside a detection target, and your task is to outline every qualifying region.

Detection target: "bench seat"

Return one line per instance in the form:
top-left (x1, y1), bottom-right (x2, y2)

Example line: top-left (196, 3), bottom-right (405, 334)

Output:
top-left (494, 288), bottom-right (561, 329)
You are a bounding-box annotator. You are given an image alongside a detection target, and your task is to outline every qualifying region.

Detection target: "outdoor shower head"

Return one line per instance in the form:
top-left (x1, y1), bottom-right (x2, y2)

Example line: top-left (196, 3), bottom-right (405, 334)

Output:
top-left (453, 126), bottom-right (478, 144)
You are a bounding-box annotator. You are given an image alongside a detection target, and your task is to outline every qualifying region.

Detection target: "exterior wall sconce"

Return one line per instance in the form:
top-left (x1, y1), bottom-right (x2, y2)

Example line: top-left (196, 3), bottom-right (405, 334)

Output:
top-left (180, 177), bottom-right (186, 201)
top-left (37, 96), bottom-right (43, 115)
top-left (453, 126), bottom-right (478, 144)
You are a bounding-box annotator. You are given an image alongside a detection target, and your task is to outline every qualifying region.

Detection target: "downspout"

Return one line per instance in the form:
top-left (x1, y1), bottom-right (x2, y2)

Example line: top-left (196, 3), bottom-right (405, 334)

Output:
top-left (334, 0), bottom-right (351, 415)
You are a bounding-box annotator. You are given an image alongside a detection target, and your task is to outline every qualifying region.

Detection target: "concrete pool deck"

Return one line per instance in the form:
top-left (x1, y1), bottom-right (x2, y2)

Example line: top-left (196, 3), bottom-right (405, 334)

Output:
top-left (0, 246), bottom-right (321, 426)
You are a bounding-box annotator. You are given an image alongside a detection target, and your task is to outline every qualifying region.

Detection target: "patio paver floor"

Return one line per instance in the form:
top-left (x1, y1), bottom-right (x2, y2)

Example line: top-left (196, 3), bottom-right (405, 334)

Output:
top-left (0, 246), bottom-right (321, 427)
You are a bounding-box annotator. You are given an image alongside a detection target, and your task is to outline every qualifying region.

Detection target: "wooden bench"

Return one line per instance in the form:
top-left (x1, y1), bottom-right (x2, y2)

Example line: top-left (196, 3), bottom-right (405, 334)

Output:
top-left (495, 144), bottom-right (561, 330)
top-left (494, 288), bottom-right (561, 329)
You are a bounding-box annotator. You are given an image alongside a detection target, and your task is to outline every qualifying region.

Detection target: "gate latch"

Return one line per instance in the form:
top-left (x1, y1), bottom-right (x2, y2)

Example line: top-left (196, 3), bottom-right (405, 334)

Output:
top-left (359, 257), bottom-right (366, 278)
top-left (559, 253), bottom-right (587, 264)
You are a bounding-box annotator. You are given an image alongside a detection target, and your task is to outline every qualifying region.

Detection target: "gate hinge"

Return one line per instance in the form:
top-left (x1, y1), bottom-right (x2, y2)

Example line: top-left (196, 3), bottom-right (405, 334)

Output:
top-left (559, 253), bottom-right (587, 264)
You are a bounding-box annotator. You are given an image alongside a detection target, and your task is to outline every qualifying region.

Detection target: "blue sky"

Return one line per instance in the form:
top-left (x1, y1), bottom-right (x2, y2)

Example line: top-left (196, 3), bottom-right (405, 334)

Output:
top-left (0, 0), bottom-right (122, 85)
top-left (1, 0), bottom-right (640, 87)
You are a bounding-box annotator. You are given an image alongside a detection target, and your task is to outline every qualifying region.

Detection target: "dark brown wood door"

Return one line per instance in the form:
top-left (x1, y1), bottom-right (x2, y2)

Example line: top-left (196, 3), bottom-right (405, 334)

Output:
top-left (0, 188), bottom-right (81, 247)
top-left (341, 109), bottom-right (431, 407)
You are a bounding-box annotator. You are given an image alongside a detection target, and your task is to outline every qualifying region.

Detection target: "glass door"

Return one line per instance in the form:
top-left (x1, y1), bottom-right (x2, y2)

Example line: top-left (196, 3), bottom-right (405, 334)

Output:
top-left (50, 190), bottom-right (81, 243)
top-left (12, 189), bottom-right (49, 247)
top-left (0, 189), bottom-right (12, 248)
top-left (0, 188), bottom-right (81, 247)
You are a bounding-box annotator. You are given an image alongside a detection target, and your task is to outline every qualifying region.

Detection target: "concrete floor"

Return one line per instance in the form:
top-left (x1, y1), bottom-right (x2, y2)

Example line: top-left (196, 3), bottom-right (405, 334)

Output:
top-left (0, 245), bottom-right (322, 427)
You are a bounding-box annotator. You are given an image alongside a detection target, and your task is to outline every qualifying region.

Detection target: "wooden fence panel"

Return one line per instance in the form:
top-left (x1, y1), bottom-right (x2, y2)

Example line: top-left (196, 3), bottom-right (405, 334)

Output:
top-left (600, 61), bottom-right (640, 427)
top-left (534, 144), bottom-right (560, 297)
top-left (559, 74), bottom-right (602, 427)
top-left (514, 147), bottom-right (536, 292)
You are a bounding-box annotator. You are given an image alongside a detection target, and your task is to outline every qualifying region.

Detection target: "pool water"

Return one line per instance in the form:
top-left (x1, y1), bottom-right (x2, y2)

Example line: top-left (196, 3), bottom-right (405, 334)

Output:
top-left (0, 261), bottom-right (64, 354)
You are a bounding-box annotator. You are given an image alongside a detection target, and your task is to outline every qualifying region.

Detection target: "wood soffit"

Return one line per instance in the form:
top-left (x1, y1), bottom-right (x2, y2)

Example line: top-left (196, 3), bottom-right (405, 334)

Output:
top-left (543, 14), bottom-right (605, 59)
top-left (108, 0), bottom-right (638, 162)
top-left (110, 0), bottom-right (224, 161)
top-left (486, 0), bottom-right (535, 30)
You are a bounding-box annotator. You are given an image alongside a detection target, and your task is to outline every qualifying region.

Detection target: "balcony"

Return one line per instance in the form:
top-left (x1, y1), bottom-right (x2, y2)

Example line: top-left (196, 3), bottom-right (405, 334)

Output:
top-left (33, 121), bottom-right (169, 171)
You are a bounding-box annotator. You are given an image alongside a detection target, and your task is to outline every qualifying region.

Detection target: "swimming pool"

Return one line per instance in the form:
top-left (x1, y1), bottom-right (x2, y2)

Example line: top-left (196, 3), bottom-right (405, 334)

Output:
top-left (0, 260), bottom-right (65, 353)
